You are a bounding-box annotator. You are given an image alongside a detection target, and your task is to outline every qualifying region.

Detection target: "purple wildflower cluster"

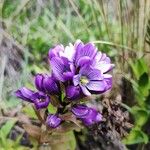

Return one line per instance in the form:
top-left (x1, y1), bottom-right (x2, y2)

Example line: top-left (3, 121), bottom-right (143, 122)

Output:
top-left (15, 40), bottom-right (114, 128)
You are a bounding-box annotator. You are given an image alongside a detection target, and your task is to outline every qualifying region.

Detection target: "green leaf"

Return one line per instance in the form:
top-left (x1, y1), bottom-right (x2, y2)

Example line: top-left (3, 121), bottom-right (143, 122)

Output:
top-left (130, 58), bottom-right (148, 80)
top-left (136, 58), bottom-right (148, 78)
top-left (22, 105), bottom-right (37, 119)
top-left (0, 119), bottom-right (17, 138)
top-left (145, 94), bottom-right (150, 108)
top-left (131, 107), bottom-right (149, 127)
top-left (48, 103), bottom-right (57, 114)
top-left (138, 72), bottom-right (150, 97)
top-left (67, 131), bottom-right (76, 150)
top-left (123, 128), bottom-right (149, 145)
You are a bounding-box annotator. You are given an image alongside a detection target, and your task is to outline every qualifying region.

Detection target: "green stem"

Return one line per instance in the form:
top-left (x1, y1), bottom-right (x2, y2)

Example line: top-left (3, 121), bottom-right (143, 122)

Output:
top-left (92, 40), bottom-right (138, 51)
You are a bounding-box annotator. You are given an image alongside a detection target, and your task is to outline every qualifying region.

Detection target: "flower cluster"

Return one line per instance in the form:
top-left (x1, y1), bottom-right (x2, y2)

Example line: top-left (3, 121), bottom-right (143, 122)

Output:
top-left (15, 40), bottom-right (114, 128)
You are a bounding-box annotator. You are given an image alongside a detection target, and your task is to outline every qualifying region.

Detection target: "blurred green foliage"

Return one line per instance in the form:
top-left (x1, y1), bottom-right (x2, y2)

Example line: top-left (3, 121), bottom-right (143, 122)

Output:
top-left (0, 119), bottom-right (26, 150)
top-left (123, 58), bottom-right (150, 145)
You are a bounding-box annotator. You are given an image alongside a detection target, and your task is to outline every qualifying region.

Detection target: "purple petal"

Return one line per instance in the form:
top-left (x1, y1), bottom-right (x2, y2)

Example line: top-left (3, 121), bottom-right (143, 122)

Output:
top-left (46, 114), bottom-right (62, 128)
top-left (77, 56), bottom-right (92, 67)
top-left (90, 75), bottom-right (112, 94)
top-left (81, 109), bottom-right (97, 125)
top-left (95, 113), bottom-right (102, 122)
top-left (86, 80), bottom-right (106, 91)
top-left (94, 52), bottom-right (102, 62)
top-left (81, 108), bottom-right (102, 126)
top-left (15, 87), bottom-right (34, 103)
top-left (95, 53), bottom-right (109, 62)
top-left (73, 75), bottom-right (80, 86)
top-left (95, 63), bottom-right (114, 73)
top-left (31, 91), bottom-right (45, 100)
top-left (104, 74), bottom-right (112, 90)
top-left (43, 76), bottom-right (59, 94)
top-left (93, 52), bottom-right (114, 73)
top-left (66, 86), bottom-right (80, 100)
top-left (87, 70), bottom-right (103, 81)
top-left (59, 43), bottom-right (75, 61)
top-left (74, 40), bottom-right (84, 49)
top-left (81, 43), bottom-right (97, 57)
top-left (70, 63), bottom-right (75, 73)
top-left (72, 104), bottom-right (102, 126)
top-left (100, 53), bottom-right (110, 62)
top-left (71, 105), bottom-right (89, 118)
top-left (80, 85), bottom-right (91, 96)
top-left (34, 96), bottom-right (50, 109)
top-left (63, 72), bottom-right (74, 81)
top-left (74, 40), bottom-right (84, 58)
top-left (35, 74), bottom-right (45, 91)
top-left (48, 45), bottom-right (64, 59)
top-left (75, 42), bottom-right (97, 65)
top-left (50, 57), bottom-right (74, 82)
top-left (80, 66), bottom-right (103, 80)
top-left (50, 57), bottom-right (65, 82)
top-left (61, 57), bottom-right (70, 68)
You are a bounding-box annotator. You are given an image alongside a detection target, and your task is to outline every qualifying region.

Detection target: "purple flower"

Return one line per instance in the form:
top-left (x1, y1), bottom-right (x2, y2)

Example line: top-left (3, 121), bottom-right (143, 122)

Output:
top-left (81, 108), bottom-right (102, 126)
top-left (15, 87), bottom-right (34, 103)
top-left (15, 87), bottom-right (50, 109)
top-left (35, 74), bottom-right (59, 94)
top-left (71, 104), bottom-right (89, 117)
top-left (43, 76), bottom-right (59, 94)
top-left (32, 92), bottom-right (50, 109)
top-left (46, 114), bottom-right (62, 128)
top-left (71, 104), bottom-right (102, 126)
top-left (15, 40), bottom-right (114, 128)
top-left (50, 57), bottom-right (75, 82)
top-left (65, 85), bottom-right (81, 100)
top-left (73, 66), bottom-right (106, 96)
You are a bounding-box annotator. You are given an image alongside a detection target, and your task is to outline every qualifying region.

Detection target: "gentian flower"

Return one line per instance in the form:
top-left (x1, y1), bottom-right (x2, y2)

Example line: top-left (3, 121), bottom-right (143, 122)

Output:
top-left (73, 66), bottom-right (106, 96)
top-left (15, 87), bottom-right (35, 103)
top-left (46, 114), bottom-right (62, 128)
top-left (65, 85), bottom-right (81, 100)
top-left (15, 87), bottom-right (50, 109)
top-left (35, 74), bottom-right (59, 94)
top-left (43, 76), bottom-right (59, 95)
top-left (71, 104), bottom-right (102, 126)
top-left (15, 40), bottom-right (114, 128)
top-left (31, 92), bottom-right (50, 109)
